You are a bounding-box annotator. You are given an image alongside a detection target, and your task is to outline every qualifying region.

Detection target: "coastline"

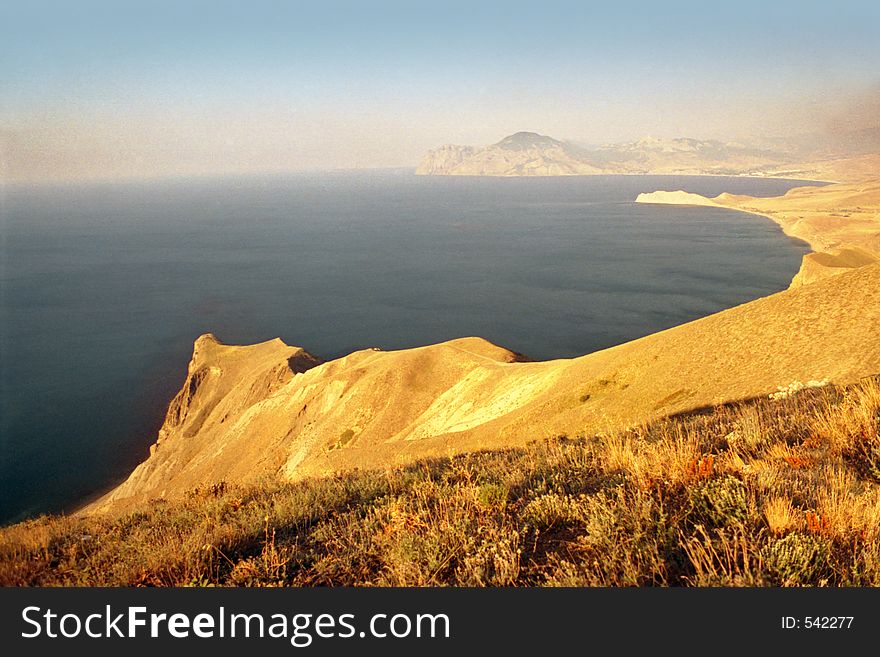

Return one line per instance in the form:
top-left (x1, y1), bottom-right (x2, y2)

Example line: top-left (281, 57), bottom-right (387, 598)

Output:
top-left (0, 172), bottom-right (829, 524)
top-left (8, 170), bottom-right (880, 519)
top-left (636, 178), bottom-right (880, 287)
top-left (89, 261), bottom-right (880, 515)
top-left (85, 163), bottom-right (880, 513)
top-left (416, 170), bottom-right (839, 184)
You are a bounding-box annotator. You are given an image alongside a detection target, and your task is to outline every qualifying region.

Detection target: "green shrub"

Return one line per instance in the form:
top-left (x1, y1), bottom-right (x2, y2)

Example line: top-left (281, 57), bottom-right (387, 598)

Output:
top-left (522, 493), bottom-right (584, 529)
top-left (762, 532), bottom-right (830, 585)
top-left (691, 475), bottom-right (748, 527)
top-left (476, 483), bottom-right (508, 509)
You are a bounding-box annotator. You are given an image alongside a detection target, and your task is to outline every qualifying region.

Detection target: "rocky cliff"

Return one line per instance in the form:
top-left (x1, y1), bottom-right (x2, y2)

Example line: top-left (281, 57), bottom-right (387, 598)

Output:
top-left (91, 262), bottom-right (880, 513)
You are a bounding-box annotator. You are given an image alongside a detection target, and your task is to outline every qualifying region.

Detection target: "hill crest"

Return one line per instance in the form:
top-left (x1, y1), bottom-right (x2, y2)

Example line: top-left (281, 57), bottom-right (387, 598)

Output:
top-left (90, 262), bottom-right (880, 513)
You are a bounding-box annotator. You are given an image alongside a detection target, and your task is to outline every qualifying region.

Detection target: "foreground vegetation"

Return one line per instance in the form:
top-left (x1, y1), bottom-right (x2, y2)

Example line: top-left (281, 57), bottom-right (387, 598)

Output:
top-left (3, 377), bottom-right (880, 587)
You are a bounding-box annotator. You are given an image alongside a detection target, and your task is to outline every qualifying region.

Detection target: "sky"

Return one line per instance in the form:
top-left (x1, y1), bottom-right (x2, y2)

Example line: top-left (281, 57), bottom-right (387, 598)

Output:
top-left (2, 0), bottom-right (879, 182)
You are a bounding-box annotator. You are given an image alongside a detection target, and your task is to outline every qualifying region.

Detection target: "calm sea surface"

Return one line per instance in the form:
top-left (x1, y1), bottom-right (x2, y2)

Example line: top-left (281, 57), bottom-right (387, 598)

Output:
top-left (0, 171), bottom-right (817, 522)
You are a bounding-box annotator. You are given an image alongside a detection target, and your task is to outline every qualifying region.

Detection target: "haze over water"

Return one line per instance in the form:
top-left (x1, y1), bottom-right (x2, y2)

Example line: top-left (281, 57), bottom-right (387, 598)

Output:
top-left (0, 172), bottom-right (815, 522)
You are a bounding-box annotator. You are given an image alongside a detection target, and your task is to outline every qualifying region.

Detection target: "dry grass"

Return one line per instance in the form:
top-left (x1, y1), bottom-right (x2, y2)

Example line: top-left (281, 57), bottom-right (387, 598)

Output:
top-left (763, 497), bottom-right (801, 535)
top-left (2, 377), bottom-right (879, 587)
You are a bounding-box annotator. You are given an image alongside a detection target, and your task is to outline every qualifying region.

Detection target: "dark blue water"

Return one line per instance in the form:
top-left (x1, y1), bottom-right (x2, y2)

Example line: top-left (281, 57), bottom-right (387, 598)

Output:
top-left (0, 171), bottom-right (817, 523)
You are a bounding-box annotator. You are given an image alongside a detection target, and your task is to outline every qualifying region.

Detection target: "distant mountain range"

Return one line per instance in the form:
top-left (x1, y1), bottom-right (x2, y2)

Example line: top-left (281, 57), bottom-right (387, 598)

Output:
top-left (416, 131), bottom-right (799, 177)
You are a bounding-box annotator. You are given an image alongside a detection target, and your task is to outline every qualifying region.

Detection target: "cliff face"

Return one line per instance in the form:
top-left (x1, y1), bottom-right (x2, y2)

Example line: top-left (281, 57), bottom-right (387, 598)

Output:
top-left (91, 263), bottom-right (880, 513)
top-left (99, 334), bottom-right (322, 505)
top-left (414, 144), bottom-right (476, 174)
top-left (416, 132), bottom-right (794, 177)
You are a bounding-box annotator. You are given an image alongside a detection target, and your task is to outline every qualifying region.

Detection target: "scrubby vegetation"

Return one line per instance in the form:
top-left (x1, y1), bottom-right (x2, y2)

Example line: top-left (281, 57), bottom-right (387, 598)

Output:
top-left (2, 377), bottom-right (880, 587)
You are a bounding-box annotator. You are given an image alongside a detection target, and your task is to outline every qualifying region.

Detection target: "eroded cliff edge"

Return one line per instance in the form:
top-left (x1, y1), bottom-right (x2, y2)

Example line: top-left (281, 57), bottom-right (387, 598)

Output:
top-left (91, 262), bottom-right (880, 514)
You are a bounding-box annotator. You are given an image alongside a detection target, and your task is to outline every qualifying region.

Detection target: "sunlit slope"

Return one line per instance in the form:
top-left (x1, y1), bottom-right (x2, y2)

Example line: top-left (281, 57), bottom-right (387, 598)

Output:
top-left (92, 262), bottom-right (880, 512)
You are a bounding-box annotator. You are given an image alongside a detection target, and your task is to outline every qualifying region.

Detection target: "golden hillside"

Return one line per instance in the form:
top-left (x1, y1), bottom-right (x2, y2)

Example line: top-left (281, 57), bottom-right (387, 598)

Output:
top-left (92, 261), bottom-right (880, 513)
top-left (7, 377), bottom-right (880, 587)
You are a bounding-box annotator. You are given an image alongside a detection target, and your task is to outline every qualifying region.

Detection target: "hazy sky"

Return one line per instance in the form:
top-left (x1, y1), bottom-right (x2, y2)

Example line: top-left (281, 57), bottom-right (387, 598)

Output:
top-left (2, 0), bottom-right (879, 181)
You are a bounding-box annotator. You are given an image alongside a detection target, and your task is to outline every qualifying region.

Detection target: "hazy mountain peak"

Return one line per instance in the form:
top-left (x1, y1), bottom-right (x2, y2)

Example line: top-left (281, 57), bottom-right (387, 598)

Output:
top-left (494, 131), bottom-right (564, 151)
top-left (417, 131), bottom-right (799, 176)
